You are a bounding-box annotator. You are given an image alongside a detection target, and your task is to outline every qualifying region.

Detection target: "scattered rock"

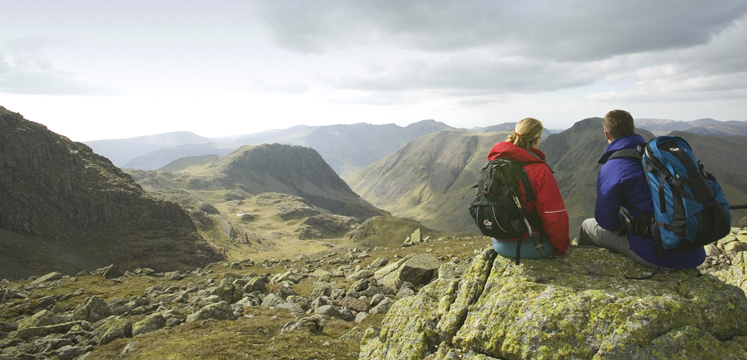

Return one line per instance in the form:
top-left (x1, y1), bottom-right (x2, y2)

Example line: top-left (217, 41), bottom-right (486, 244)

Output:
top-left (187, 301), bottom-right (237, 322)
top-left (72, 296), bottom-right (111, 323)
top-left (315, 305), bottom-right (355, 322)
top-left (96, 318), bottom-right (133, 345)
top-left (132, 314), bottom-right (165, 336)
top-left (280, 314), bottom-right (325, 335)
top-left (31, 272), bottom-right (63, 285)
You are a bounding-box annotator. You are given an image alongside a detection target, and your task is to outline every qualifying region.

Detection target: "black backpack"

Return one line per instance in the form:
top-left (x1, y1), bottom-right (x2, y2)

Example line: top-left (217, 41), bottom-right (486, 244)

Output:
top-left (469, 158), bottom-right (544, 264)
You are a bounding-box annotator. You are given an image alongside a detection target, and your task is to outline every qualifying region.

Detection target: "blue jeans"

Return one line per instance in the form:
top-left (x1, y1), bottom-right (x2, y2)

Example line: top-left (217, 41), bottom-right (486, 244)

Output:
top-left (491, 234), bottom-right (556, 259)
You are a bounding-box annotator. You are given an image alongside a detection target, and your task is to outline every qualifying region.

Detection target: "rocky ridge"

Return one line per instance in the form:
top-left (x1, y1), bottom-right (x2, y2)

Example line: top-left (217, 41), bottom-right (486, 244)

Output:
top-left (0, 107), bottom-right (223, 279)
top-left (360, 228), bottom-right (747, 359)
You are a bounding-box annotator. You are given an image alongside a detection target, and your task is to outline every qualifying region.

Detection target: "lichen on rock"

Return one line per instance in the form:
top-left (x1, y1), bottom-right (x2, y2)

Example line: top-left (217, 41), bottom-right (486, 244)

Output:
top-left (360, 246), bottom-right (747, 359)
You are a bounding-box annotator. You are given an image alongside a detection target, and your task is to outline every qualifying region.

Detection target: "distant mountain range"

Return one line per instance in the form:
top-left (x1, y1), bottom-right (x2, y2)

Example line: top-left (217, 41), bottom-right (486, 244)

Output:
top-left (128, 143), bottom-right (386, 220)
top-left (86, 120), bottom-right (453, 178)
top-left (636, 118), bottom-right (747, 136)
top-left (0, 107), bottom-right (223, 279)
top-left (349, 118), bottom-right (747, 236)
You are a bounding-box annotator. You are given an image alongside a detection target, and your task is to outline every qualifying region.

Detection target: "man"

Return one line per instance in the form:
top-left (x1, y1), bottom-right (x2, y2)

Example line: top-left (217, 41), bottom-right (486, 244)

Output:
top-left (579, 110), bottom-right (705, 270)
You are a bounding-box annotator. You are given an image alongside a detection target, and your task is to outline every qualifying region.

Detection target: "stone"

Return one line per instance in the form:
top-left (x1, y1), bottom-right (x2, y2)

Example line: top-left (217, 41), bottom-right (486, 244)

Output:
top-left (277, 282), bottom-right (297, 299)
top-left (132, 314), bottom-right (165, 336)
top-left (119, 341), bottom-right (138, 358)
top-left (18, 309), bottom-right (66, 330)
top-left (187, 301), bottom-right (237, 322)
top-left (214, 278), bottom-right (243, 304)
top-left (355, 312), bottom-right (370, 324)
top-left (359, 247), bottom-right (747, 360)
top-left (285, 295), bottom-right (310, 310)
top-left (396, 287), bottom-right (416, 299)
top-left (310, 282), bottom-right (332, 299)
top-left (275, 302), bottom-right (305, 318)
top-left (347, 269), bottom-right (374, 280)
top-left (370, 294), bottom-right (386, 307)
top-left (261, 293), bottom-right (285, 308)
top-left (72, 296), bottom-right (111, 323)
top-left (242, 276), bottom-right (267, 293)
top-left (280, 314), bottom-right (325, 335)
top-left (377, 253), bottom-right (440, 289)
top-left (369, 297), bottom-right (393, 315)
top-left (15, 322), bottom-right (78, 340)
top-left (315, 305), bottom-right (355, 322)
top-left (31, 272), bottom-right (63, 284)
top-left (101, 265), bottom-right (125, 279)
top-left (369, 257), bottom-right (389, 268)
top-left (341, 296), bottom-right (370, 313)
top-left (96, 318), bottom-right (132, 345)
top-left (53, 345), bottom-right (86, 360)
top-left (724, 241), bottom-right (747, 254)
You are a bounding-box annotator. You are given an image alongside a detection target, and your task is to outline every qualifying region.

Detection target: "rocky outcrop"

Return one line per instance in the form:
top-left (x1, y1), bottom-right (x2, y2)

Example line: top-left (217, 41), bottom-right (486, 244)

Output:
top-left (0, 107), bottom-right (224, 279)
top-left (703, 228), bottom-right (747, 296)
top-left (360, 246), bottom-right (747, 359)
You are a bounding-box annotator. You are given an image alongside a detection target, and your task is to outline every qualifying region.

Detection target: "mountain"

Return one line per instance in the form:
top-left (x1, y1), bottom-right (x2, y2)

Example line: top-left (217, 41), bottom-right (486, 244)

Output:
top-left (635, 118), bottom-right (747, 136)
top-left (85, 131), bottom-right (214, 167)
top-left (542, 119), bottom-right (747, 232)
top-left (475, 122), bottom-right (555, 137)
top-left (0, 107), bottom-right (224, 280)
top-left (538, 118), bottom-right (653, 233)
top-left (684, 123), bottom-right (747, 137)
top-left (348, 128), bottom-right (509, 233)
top-left (127, 143), bottom-right (387, 220)
top-left (348, 117), bottom-right (747, 237)
top-left (87, 120), bottom-right (453, 178)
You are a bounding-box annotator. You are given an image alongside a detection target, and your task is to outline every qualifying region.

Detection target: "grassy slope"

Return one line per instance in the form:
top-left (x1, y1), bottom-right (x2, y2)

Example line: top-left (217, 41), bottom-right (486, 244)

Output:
top-left (348, 129), bottom-right (509, 233)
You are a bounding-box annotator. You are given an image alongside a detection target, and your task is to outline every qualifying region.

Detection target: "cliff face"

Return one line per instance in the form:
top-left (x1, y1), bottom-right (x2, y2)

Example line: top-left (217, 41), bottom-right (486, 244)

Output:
top-left (0, 107), bottom-right (223, 279)
top-left (359, 244), bottom-right (747, 359)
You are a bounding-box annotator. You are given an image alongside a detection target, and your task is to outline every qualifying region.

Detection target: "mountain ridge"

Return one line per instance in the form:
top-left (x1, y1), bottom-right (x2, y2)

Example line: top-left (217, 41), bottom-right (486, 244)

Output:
top-left (129, 143), bottom-right (387, 220)
top-left (0, 107), bottom-right (224, 280)
top-left (86, 120), bottom-right (453, 178)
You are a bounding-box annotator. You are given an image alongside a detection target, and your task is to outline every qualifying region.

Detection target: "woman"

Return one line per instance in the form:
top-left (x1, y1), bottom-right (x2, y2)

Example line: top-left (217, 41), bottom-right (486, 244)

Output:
top-left (487, 117), bottom-right (570, 258)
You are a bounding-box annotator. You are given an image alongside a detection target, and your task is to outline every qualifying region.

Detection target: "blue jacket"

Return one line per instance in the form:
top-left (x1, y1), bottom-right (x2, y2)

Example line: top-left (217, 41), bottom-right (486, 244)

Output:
top-left (596, 134), bottom-right (705, 269)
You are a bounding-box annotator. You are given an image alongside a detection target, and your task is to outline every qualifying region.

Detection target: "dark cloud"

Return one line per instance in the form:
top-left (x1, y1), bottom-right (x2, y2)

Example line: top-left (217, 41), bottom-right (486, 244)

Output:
top-left (331, 52), bottom-right (608, 94)
top-left (249, 0), bottom-right (747, 61)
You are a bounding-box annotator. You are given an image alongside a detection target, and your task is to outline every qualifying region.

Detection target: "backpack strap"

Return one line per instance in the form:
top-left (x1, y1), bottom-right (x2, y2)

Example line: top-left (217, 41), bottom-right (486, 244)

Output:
top-left (607, 148), bottom-right (642, 161)
top-left (497, 159), bottom-right (545, 265)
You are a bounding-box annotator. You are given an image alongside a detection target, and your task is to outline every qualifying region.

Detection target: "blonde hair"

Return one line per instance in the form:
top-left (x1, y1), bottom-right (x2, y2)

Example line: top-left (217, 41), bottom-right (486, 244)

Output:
top-left (507, 117), bottom-right (543, 149)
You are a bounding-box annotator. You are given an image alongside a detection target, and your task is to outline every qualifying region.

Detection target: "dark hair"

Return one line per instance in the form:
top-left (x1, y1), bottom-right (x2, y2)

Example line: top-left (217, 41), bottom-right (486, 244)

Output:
top-left (603, 110), bottom-right (635, 139)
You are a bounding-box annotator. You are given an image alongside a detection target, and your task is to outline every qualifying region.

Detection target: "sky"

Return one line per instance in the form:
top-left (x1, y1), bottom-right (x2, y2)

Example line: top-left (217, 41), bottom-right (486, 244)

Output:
top-left (1, 1), bottom-right (747, 142)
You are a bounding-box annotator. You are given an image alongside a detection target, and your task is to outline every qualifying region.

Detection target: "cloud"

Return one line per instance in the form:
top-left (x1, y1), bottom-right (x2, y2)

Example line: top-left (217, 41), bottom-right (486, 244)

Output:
top-left (249, 0), bottom-right (747, 61)
top-left (0, 38), bottom-right (109, 95)
top-left (330, 51), bottom-right (615, 95)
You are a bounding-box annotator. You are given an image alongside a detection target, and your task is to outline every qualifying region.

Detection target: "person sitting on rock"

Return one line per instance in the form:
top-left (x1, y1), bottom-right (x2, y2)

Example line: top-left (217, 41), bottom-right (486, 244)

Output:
top-left (578, 109), bottom-right (705, 270)
top-left (487, 117), bottom-right (570, 258)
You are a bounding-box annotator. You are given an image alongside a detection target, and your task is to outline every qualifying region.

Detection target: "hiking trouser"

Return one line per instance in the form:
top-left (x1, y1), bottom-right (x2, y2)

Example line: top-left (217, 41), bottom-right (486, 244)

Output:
top-left (579, 218), bottom-right (677, 270)
top-left (491, 234), bottom-right (555, 259)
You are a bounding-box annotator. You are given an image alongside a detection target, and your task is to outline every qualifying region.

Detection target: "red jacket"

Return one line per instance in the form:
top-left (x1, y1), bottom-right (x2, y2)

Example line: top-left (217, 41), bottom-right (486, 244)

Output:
top-left (487, 141), bottom-right (570, 255)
